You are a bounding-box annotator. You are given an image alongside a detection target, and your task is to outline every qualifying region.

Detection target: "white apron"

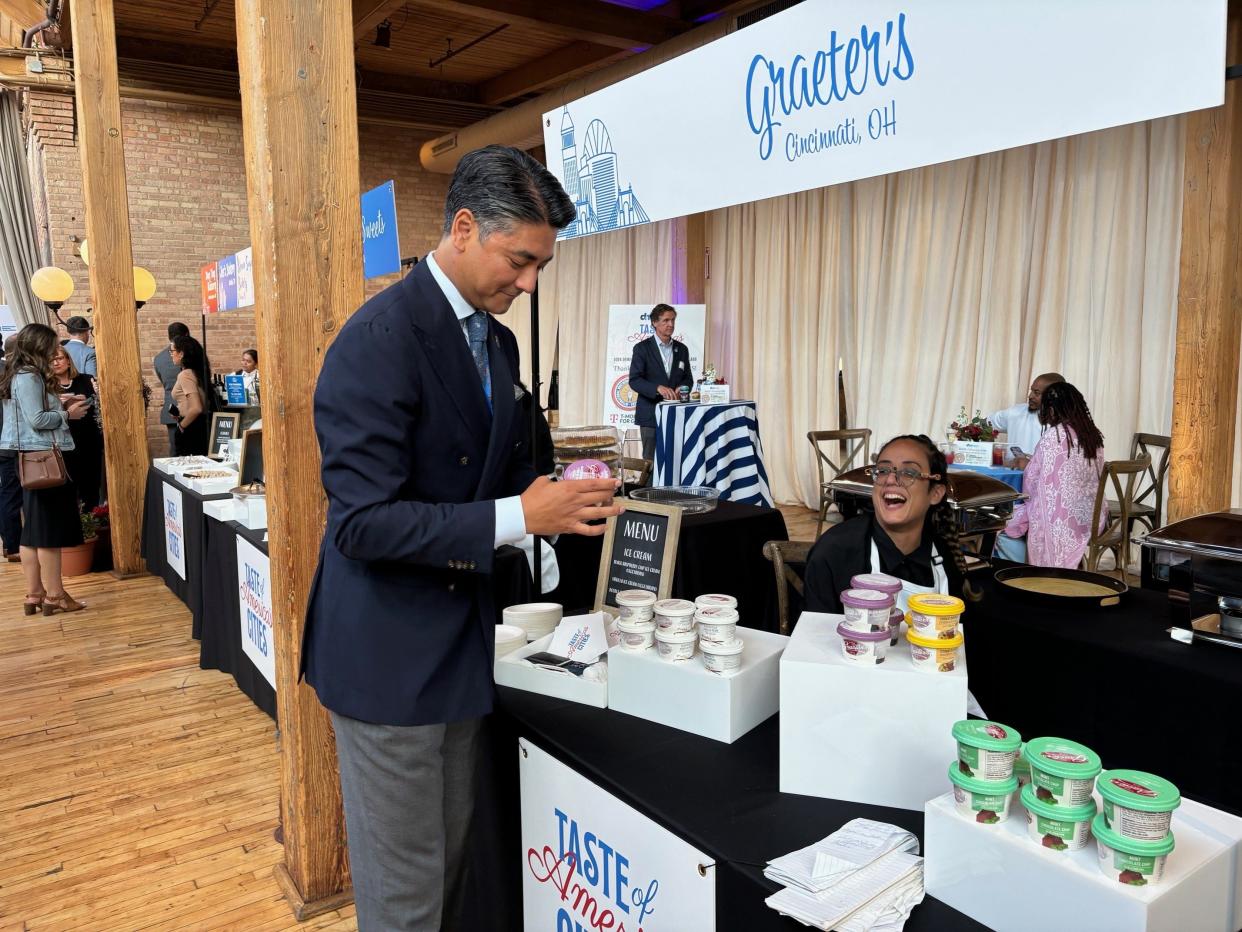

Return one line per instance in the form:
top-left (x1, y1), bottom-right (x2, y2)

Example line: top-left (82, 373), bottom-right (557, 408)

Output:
top-left (872, 539), bottom-right (986, 718)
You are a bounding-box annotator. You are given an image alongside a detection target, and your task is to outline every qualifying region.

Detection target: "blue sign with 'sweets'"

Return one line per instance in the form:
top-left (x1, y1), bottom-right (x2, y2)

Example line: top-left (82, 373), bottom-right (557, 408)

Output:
top-left (361, 180), bottom-right (401, 280)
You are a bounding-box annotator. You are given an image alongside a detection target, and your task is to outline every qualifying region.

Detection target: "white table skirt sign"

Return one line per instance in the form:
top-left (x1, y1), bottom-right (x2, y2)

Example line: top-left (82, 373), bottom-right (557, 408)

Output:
top-left (654, 399), bottom-right (774, 507)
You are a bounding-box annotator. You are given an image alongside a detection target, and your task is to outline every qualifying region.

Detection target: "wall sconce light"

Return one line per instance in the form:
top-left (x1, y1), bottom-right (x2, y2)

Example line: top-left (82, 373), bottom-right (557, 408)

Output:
top-left (375, 19), bottom-right (392, 48)
top-left (133, 266), bottom-right (157, 309)
top-left (29, 266), bottom-right (74, 319)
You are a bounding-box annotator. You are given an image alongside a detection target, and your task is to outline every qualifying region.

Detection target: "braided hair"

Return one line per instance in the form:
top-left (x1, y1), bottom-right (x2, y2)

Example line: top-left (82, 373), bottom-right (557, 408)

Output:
top-left (1038, 382), bottom-right (1103, 460)
top-left (879, 434), bottom-right (982, 602)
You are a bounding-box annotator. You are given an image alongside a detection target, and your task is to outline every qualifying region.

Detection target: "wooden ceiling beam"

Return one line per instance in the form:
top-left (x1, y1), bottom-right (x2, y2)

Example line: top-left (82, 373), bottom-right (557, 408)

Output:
top-left (478, 40), bottom-right (625, 105)
top-left (426, 0), bottom-right (687, 50)
top-left (351, 0), bottom-right (406, 41)
top-left (0, 0), bottom-right (43, 30)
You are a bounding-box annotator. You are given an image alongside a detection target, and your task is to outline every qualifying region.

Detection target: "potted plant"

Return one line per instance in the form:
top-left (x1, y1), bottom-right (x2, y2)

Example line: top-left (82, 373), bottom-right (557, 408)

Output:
top-left (948, 408), bottom-right (998, 466)
top-left (90, 504), bottom-right (112, 573)
top-left (63, 509), bottom-right (98, 577)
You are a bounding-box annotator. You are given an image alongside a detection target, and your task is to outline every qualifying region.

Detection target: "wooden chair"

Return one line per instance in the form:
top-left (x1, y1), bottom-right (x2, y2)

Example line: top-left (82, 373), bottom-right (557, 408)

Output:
top-left (807, 429), bottom-right (871, 539)
top-left (1106, 433), bottom-right (1171, 534)
top-left (1084, 454), bottom-right (1151, 577)
top-left (617, 456), bottom-right (652, 495)
top-left (762, 540), bottom-right (812, 636)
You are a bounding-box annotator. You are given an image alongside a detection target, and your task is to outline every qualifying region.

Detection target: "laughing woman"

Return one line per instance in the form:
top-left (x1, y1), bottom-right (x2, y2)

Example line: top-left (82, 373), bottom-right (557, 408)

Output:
top-left (805, 434), bottom-right (978, 613)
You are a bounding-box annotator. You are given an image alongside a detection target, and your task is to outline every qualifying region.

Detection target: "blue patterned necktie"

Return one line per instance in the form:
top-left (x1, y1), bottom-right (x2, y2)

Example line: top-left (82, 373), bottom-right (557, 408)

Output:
top-left (466, 310), bottom-right (492, 413)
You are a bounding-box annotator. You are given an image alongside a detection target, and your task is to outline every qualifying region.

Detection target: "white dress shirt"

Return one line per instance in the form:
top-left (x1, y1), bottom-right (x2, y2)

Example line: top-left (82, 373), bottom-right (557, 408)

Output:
top-left (988, 402), bottom-right (1045, 456)
top-left (425, 253), bottom-right (526, 549)
top-left (656, 335), bottom-right (674, 377)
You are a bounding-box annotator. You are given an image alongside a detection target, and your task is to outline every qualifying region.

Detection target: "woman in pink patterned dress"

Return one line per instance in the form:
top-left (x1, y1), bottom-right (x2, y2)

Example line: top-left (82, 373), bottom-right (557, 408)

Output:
top-left (999, 382), bottom-right (1106, 568)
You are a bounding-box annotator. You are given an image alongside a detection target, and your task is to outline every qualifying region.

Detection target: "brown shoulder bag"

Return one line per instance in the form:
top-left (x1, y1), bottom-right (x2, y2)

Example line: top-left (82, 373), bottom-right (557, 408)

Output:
top-left (14, 376), bottom-right (69, 490)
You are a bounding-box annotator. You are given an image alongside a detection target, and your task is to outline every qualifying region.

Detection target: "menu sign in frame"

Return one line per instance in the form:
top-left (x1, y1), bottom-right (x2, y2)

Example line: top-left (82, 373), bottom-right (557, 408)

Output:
top-left (594, 499), bottom-right (682, 610)
top-left (208, 411), bottom-right (241, 459)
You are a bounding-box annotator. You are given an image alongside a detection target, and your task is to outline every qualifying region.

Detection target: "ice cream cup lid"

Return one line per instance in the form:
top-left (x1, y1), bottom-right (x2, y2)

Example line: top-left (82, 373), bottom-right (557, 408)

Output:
top-left (849, 572), bottom-right (903, 594)
top-left (694, 593), bottom-right (737, 609)
top-left (653, 598), bottom-right (697, 616)
top-left (616, 589), bottom-right (657, 607)
top-left (1096, 769), bottom-right (1181, 812)
top-left (947, 761), bottom-right (1017, 795)
top-left (841, 588), bottom-right (895, 610)
top-left (836, 621), bottom-right (890, 642)
top-left (1091, 813), bottom-right (1175, 856)
top-left (908, 593), bottom-right (966, 616)
top-left (1020, 783), bottom-right (1096, 822)
top-left (1022, 737), bottom-right (1102, 779)
top-left (906, 628), bottom-right (964, 649)
top-left (952, 719), bottom-right (1022, 753)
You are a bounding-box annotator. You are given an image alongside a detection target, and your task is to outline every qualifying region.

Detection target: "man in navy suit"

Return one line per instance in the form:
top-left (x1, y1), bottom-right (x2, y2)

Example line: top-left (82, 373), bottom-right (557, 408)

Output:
top-left (629, 303), bottom-right (693, 460)
top-left (305, 145), bottom-right (621, 931)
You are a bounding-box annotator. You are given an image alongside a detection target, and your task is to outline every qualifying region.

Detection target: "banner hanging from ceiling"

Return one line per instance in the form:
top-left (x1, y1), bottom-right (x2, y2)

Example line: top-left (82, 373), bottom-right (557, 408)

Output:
top-left (542, 0), bottom-right (1225, 240)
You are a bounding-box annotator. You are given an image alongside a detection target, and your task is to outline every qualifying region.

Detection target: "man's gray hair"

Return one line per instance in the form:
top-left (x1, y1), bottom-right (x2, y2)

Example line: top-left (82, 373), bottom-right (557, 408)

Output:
top-left (442, 145), bottom-right (576, 239)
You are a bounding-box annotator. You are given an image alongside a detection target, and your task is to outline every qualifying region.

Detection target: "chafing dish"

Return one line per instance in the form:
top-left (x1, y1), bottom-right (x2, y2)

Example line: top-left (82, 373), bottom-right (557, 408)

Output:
top-left (1142, 510), bottom-right (1242, 646)
top-left (827, 467), bottom-right (1025, 562)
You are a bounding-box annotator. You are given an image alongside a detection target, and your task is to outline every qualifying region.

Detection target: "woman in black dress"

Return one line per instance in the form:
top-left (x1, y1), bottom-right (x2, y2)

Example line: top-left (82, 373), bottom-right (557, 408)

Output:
top-left (51, 344), bottom-right (103, 510)
top-left (0, 324), bottom-right (90, 615)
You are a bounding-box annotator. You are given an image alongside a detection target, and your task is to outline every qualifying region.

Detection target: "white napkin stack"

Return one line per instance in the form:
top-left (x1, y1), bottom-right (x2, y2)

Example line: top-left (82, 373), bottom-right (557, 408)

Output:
top-left (764, 819), bottom-right (926, 931)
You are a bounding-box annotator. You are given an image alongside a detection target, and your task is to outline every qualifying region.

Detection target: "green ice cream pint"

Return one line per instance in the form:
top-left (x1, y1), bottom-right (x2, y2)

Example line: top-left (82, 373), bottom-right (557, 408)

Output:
top-left (1092, 813), bottom-right (1175, 887)
top-left (1022, 737), bottom-right (1101, 807)
top-left (1097, 769), bottom-right (1181, 841)
top-left (953, 719), bottom-right (1022, 782)
top-left (1021, 783), bottom-right (1095, 852)
top-left (947, 762), bottom-right (1017, 825)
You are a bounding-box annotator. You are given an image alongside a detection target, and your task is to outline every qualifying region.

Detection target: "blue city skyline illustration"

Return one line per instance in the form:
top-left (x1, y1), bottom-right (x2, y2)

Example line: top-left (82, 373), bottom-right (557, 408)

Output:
top-left (557, 108), bottom-right (649, 240)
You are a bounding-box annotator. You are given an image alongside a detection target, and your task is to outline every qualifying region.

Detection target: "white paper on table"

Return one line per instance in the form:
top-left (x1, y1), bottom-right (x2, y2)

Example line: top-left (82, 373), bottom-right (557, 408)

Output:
top-left (766, 819), bottom-right (918, 894)
top-left (766, 851), bottom-right (922, 931)
top-left (548, 611), bottom-right (609, 663)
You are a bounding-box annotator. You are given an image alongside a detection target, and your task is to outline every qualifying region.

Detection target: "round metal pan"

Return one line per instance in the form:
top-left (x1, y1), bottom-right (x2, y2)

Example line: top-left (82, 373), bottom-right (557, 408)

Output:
top-left (993, 566), bottom-right (1129, 608)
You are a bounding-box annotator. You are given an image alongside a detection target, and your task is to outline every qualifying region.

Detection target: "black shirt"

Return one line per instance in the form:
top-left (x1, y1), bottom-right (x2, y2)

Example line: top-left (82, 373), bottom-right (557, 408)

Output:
top-left (803, 512), bottom-right (963, 613)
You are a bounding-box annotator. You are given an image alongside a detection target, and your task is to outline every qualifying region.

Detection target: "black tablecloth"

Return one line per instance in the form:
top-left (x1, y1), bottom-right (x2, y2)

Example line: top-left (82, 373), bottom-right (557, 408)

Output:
top-left (200, 515), bottom-right (277, 720)
top-left (548, 501), bottom-right (788, 629)
top-left (140, 468), bottom-right (229, 630)
top-left (196, 518), bottom-right (538, 722)
top-left (965, 571), bottom-right (1242, 816)
top-left (470, 689), bottom-right (987, 932)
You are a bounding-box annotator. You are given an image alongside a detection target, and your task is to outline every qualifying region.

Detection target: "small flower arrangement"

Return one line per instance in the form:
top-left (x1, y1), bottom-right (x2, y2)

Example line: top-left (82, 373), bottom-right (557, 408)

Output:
top-left (950, 408), bottom-right (997, 442)
top-left (80, 509), bottom-right (100, 542)
top-left (91, 504), bottom-right (109, 532)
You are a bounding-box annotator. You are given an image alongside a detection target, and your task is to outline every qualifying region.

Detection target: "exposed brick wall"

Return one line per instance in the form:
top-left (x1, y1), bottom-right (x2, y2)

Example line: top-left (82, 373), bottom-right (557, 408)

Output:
top-left (24, 91), bottom-right (450, 454)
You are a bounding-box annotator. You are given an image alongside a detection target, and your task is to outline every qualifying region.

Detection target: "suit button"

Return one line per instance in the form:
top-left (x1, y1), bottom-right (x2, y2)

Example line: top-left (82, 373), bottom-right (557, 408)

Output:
top-left (459, 456), bottom-right (469, 466)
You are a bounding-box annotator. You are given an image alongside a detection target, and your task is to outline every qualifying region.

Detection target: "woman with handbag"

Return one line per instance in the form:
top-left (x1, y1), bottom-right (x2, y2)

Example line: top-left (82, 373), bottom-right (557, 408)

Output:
top-left (0, 324), bottom-right (91, 615)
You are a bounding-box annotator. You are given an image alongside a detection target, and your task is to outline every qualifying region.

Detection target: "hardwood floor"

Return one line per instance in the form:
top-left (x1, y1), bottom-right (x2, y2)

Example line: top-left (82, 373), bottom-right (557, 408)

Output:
top-left (0, 562), bottom-right (356, 931)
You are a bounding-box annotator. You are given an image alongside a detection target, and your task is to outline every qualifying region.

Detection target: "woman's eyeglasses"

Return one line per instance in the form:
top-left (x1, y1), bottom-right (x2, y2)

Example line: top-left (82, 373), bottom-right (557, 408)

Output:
top-left (867, 465), bottom-right (941, 487)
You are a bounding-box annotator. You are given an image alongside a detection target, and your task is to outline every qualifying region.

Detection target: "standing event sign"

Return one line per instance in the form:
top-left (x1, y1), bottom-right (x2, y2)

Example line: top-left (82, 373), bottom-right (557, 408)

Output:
top-left (521, 739), bottom-right (715, 931)
top-left (235, 246), bottom-right (255, 308)
top-left (217, 254), bottom-right (238, 311)
top-left (604, 304), bottom-right (705, 428)
top-left (237, 536), bottom-right (276, 689)
top-left (361, 180), bottom-right (402, 280)
top-left (200, 263), bottom-right (219, 315)
top-left (162, 482), bottom-right (186, 580)
top-left (542, 0), bottom-right (1224, 241)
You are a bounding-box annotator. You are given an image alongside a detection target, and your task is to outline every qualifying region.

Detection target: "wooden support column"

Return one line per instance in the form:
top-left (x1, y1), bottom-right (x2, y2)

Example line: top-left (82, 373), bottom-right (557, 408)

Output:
top-left (1169, 9), bottom-right (1242, 523)
top-left (234, 0), bottom-right (362, 918)
top-left (69, 0), bottom-right (146, 576)
top-left (671, 213), bottom-right (706, 305)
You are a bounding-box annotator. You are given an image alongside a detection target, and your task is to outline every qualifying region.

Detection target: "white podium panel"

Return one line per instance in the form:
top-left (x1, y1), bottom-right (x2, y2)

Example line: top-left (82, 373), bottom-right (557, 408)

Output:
top-left (925, 792), bottom-right (1242, 932)
top-left (780, 612), bottom-right (967, 810)
top-left (608, 626), bottom-right (786, 743)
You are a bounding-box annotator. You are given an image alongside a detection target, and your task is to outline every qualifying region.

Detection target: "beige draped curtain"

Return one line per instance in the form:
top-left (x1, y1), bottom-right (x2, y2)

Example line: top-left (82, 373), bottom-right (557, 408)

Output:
top-left (0, 90), bottom-right (47, 328)
top-left (531, 116), bottom-right (1185, 508)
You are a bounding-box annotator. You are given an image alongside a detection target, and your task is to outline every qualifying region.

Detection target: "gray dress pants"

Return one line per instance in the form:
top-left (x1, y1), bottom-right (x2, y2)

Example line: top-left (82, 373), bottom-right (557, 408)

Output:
top-left (331, 712), bottom-right (481, 932)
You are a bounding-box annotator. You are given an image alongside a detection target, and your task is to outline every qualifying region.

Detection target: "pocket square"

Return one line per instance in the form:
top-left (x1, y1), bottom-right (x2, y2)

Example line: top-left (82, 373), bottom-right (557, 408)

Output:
top-left (513, 384), bottom-right (527, 401)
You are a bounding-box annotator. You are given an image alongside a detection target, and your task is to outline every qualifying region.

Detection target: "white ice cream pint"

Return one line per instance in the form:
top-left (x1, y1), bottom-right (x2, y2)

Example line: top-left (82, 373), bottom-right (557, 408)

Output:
top-left (836, 621), bottom-right (890, 664)
top-left (840, 588), bottom-right (895, 632)
top-left (700, 638), bottom-right (744, 675)
top-left (695, 593), bottom-right (737, 611)
top-left (616, 617), bottom-right (656, 651)
top-left (695, 607), bottom-right (739, 645)
top-left (654, 598), bottom-right (697, 633)
top-left (654, 627), bottom-right (696, 662)
top-left (616, 589), bottom-right (657, 621)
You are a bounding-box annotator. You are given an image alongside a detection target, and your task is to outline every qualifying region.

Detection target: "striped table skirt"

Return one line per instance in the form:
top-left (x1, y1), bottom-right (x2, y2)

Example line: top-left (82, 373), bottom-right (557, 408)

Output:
top-left (654, 400), bottom-right (774, 507)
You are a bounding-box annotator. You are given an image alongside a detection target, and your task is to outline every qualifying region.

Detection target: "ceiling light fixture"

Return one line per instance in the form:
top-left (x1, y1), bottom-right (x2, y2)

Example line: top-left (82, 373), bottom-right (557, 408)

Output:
top-left (374, 19), bottom-right (392, 49)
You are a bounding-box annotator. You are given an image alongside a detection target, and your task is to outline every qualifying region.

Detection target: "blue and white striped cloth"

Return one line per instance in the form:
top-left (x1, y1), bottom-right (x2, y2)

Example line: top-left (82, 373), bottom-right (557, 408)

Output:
top-left (654, 400), bottom-right (774, 507)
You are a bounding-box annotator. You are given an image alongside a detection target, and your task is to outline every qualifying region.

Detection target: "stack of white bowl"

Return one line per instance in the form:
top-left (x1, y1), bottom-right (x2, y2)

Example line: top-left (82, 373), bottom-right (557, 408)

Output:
top-left (502, 602), bottom-right (563, 642)
top-left (494, 624), bottom-right (527, 659)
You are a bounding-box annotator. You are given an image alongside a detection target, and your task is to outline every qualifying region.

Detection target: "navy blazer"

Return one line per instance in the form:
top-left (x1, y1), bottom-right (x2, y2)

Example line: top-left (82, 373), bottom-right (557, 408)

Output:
top-left (303, 261), bottom-right (536, 726)
top-left (628, 336), bottom-right (693, 429)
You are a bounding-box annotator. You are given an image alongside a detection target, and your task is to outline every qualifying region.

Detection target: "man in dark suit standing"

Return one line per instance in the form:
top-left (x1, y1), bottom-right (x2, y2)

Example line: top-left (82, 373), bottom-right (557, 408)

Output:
top-left (304, 145), bottom-right (621, 932)
top-left (154, 322), bottom-right (190, 455)
top-left (629, 303), bottom-right (693, 460)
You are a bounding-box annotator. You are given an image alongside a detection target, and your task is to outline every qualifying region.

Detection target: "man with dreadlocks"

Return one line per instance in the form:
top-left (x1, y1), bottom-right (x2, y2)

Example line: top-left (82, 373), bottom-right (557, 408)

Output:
top-left (998, 381), bottom-right (1106, 567)
top-left (805, 433), bottom-right (979, 614)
